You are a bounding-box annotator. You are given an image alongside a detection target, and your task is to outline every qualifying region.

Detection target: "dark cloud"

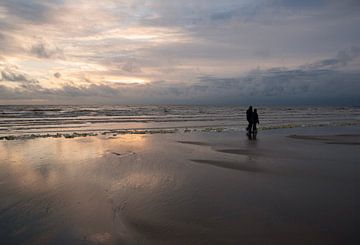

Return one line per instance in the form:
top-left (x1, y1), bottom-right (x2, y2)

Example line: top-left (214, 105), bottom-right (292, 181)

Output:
top-left (209, 2), bottom-right (265, 23)
top-left (30, 40), bottom-right (63, 59)
top-left (54, 72), bottom-right (61, 78)
top-left (196, 67), bottom-right (360, 105)
top-left (210, 10), bottom-right (238, 21)
top-left (302, 46), bottom-right (360, 70)
top-left (275, 0), bottom-right (327, 9)
top-left (1, 45), bottom-right (360, 105)
top-left (0, 68), bottom-right (38, 84)
top-left (0, 0), bottom-right (63, 23)
top-left (56, 83), bottom-right (120, 97)
top-left (1, 70), bottom-right (27, 82)
top-left (2, 71), bottom-right (359, 106)
top-left (135, 0), bottom-right (360, 68)
top-left (122, 62), bottom-right (142, 73)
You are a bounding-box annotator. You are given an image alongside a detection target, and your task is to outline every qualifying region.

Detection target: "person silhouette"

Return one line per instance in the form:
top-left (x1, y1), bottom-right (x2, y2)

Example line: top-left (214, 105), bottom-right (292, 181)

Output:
top-left (246, 106), bottom-right (253, 133)
top-left (252, 108), bottom-right (259, 134)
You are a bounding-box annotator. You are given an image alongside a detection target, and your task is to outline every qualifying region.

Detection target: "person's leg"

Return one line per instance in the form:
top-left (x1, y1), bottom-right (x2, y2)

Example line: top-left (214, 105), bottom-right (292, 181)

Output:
top-left (252, 123), bottom-right (257, 132)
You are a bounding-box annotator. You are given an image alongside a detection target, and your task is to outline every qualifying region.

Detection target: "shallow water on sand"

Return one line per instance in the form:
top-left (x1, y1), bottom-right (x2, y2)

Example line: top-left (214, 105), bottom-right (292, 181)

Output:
top-left (0, 127), bottom-right (359, 244)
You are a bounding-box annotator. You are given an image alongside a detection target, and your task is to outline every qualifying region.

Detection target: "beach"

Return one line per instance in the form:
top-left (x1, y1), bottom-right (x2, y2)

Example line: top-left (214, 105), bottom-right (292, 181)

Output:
top-left (0, 125), bottom-right (359, 244)
top-left (2, 0), bottom-right (360, 243)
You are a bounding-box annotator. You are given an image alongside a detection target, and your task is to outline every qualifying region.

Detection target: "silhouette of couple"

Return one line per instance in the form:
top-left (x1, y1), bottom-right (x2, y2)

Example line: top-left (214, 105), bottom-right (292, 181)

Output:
top-left (246, 106), bottom-right (259, 137)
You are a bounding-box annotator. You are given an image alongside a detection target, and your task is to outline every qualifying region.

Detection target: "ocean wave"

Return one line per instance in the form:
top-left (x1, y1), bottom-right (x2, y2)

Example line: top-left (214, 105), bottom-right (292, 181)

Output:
top-left (1, 105), bottom-right (359, 140)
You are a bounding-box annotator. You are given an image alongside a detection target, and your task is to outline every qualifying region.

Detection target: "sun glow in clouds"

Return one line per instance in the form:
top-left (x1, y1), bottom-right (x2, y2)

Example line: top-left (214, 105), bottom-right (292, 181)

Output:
top-left (73, 27), bottom-right (191, 43)
top-left (107, 76), bottom-right (149, 84)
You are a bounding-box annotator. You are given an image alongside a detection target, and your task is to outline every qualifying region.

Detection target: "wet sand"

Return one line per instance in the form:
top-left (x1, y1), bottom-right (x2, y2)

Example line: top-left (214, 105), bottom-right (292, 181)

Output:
top-left (0, 127), bottom-right (359, 244)
top-left (288, 134), bottom-right (360, 145)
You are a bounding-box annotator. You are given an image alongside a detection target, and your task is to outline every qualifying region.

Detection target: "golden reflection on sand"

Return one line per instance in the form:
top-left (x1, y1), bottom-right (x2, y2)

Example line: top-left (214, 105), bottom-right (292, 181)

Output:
top-left (111, 172), bottom-right (165, 192)
top-left (0, 135), bottom-right (149, 192)
top-left (0, 135), bottom-right (148, 164)
top-left (114, 134), bottom-right (148, 147)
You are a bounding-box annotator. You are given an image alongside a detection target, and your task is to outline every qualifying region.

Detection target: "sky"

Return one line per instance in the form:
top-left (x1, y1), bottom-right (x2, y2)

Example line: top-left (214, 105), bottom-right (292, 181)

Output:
top-left (0, 0), bottom-right (359, 105)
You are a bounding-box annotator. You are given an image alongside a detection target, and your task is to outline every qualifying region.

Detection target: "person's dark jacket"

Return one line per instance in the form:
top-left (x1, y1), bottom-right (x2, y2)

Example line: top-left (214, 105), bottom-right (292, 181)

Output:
top-left (246, 109), bottom-right (252, 122)
top-left (252, 112), bottom-right (259, 124)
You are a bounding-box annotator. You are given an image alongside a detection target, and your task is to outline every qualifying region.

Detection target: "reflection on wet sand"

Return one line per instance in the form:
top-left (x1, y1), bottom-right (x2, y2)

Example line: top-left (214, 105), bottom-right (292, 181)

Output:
top-left (0, 134), bottom-right (152, 244)
top-left (1, 130), bottom-right (360, 244)
top-left (190, 159), bottom-right (264, 173)
top-left (289, 134), bottom-right (360, 145)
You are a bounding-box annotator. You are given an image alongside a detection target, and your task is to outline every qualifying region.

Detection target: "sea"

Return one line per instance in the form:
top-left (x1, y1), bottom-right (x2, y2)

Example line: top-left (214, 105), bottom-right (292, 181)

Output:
top-left (1, 105), bottom-right (360, 139)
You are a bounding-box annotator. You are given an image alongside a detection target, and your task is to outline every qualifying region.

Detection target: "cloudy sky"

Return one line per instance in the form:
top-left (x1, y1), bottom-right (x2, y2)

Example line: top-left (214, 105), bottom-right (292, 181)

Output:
top-left (0, 0), bottom-right (359, 105)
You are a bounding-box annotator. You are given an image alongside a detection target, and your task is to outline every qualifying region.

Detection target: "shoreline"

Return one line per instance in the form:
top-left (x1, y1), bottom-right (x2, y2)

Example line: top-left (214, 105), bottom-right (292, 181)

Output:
top-left (1, 122), bottom-right (360, 141)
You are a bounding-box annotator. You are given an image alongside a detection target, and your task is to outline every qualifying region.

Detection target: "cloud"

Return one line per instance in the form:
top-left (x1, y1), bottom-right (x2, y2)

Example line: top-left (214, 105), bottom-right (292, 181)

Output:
top-left (54, 72), bottom-right (61, 78)
top-left (274, 0), bottom-right (327, 9)
top-left (195, 62), bottom-right (360, 105)
top-left (0, 32), bottom-right (21, 56)
top-left (30, 40), bottom-right (64, 59)
top-left (0, 68), bottom-right (38, 84)
top-left (1, 69), bottom-right (27, 82)
top-left (302, 46), bottom-right (360, 70)
top-left (0, 0), bottom-right (62, 23)
top-left (122, 62), bottom-right (142, 73)
top-left (1, 46), bottom-right (360, 105)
